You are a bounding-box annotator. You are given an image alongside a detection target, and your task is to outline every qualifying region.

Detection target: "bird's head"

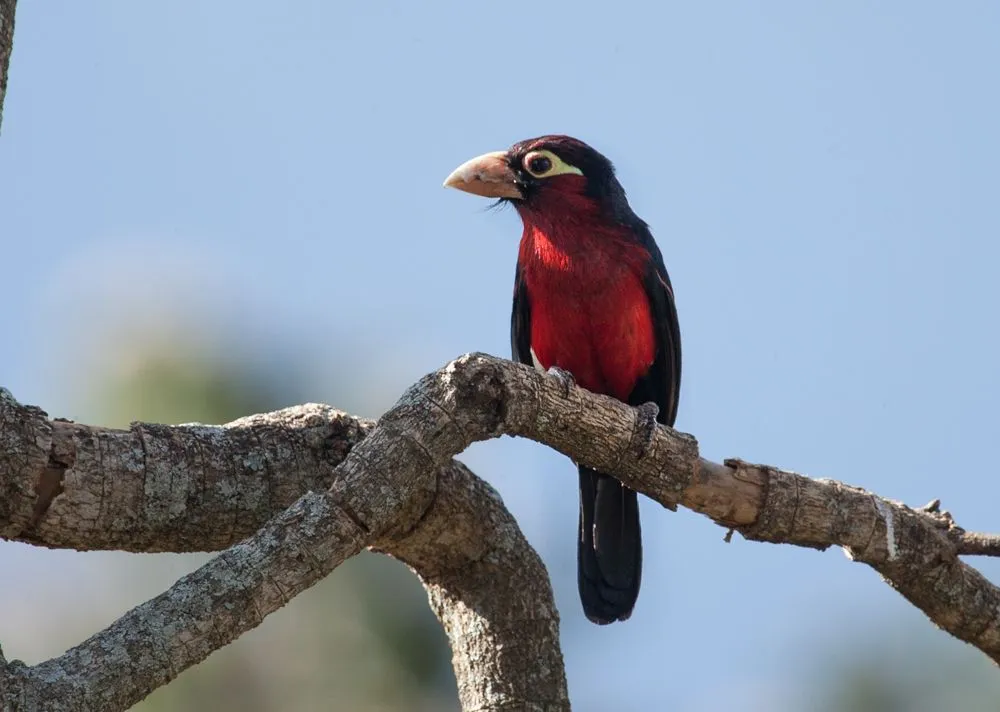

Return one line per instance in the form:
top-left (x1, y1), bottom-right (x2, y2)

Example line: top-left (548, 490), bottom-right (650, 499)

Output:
top-left (444, 135), bottom-right (637, 225)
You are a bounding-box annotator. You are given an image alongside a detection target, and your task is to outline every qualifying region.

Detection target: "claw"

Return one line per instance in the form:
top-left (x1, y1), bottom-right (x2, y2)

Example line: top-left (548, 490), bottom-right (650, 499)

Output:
top-left (546, 366), bottom-right (576, 398)
top-left (635, 401), bottom-right (660, 459)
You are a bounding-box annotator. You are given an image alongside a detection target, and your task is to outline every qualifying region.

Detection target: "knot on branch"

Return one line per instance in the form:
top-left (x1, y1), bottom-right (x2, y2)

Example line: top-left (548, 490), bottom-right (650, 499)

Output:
top-left (916, 499), bottom-right (1000, 557)
top-left (919, 498), bottom-right (962, 535)
top-left (442, 353), bottom-right (509, 436)
top-left (0, 388), bottom-right (56, 539)
top-left (26, 420), bottom-right (76, 533)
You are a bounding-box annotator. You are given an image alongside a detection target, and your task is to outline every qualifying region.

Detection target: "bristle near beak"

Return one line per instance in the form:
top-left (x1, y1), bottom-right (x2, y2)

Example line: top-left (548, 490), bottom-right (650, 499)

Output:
top-left (443, 151), bottom-right (523, 200)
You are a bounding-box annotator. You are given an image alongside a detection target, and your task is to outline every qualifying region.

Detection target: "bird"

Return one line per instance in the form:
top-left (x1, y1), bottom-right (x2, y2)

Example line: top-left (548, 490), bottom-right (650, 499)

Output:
top-left (443, 135), bottom-right (681, 625)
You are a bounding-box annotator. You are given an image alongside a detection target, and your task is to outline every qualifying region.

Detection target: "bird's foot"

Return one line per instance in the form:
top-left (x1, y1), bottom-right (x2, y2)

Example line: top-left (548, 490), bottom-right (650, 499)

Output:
top-left (546, 366), bottom-right (576, 398)
top-left (635, 401), bottom-right (660, 459)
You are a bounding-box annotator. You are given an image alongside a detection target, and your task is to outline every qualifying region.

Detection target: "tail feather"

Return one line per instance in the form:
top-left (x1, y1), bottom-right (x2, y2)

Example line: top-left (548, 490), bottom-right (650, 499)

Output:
top-left (577, 466), bottom-right (642, 624)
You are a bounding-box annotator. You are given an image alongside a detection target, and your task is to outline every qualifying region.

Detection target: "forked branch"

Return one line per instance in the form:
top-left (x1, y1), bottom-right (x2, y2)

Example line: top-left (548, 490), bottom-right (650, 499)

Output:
top-left (1, 353), bottom-right (998, 711)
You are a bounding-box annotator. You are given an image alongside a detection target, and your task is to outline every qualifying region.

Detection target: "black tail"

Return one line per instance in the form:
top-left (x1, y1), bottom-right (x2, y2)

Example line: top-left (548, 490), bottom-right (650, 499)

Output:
top-left (577, 466), bottom-right (642, 624)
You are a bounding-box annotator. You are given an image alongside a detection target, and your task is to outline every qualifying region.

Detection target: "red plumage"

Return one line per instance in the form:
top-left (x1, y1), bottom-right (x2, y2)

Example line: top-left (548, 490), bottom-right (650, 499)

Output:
top-left (516, 176), bottom-right (657, 401)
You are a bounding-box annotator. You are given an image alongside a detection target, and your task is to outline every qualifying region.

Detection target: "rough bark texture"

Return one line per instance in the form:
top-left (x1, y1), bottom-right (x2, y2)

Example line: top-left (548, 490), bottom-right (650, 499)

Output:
top-left (379, 463), bottom-right (567, 711)
top-left (2, 353), bottom-right (1000, 710)
top-left (0, 383), bottom-right (568, 712)
top-left (0, 0), bottom-right (14, 133)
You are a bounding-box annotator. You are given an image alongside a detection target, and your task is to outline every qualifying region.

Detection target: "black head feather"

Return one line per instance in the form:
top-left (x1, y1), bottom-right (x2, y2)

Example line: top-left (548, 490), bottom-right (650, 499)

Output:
top-left (506, 135), bottom-right (643, 228)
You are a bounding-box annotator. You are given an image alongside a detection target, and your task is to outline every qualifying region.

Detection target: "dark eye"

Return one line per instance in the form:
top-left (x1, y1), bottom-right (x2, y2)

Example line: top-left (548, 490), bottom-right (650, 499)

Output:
top-left (527, 155), bottom-right (552, 175)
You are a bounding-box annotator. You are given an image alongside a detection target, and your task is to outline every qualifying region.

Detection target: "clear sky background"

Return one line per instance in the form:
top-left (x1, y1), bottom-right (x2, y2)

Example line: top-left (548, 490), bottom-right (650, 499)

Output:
top-left (2, 2), bottom-right (1000, 710)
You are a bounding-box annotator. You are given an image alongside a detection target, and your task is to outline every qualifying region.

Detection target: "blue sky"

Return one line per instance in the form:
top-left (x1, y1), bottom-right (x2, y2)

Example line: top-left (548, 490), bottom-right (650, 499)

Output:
top-left (2, 2), bottom-right (1000, 710)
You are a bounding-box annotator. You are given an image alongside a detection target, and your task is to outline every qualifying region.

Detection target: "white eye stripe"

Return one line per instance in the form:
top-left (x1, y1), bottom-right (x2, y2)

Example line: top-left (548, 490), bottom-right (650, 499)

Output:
top-left (522, 149), bottom-right (584, 179)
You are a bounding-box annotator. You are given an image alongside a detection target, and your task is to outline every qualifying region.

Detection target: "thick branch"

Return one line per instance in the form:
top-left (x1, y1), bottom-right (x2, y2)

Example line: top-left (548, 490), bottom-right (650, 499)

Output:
top-left (4, 491), bottom-right (367, 711)
top-left (377, 462), bottom-right (566, 711)
top-left (0, 391), bottom-right (378, 550)
top-left (0, 393), bottom-right (567, 711)
top-left (0, 0), bottom-right (14, 133)
top-left (2, 352), bottom-right (999, 709)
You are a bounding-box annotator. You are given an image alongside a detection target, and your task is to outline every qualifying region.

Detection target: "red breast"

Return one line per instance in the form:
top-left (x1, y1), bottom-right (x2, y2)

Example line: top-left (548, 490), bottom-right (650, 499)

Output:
top-left (518, 220), bottom-right (655, 401)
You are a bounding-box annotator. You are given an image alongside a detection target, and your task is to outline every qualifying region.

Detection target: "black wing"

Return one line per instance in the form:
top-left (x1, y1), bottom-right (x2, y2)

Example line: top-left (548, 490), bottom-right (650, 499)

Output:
top-left (627, 227), bottom-right (682, 427)
top-left (577, 227), bottom-right (681, 624)
top-left (511, 262), bottom-right (533, 366)
top-left (577, 226), bottom-right (682, 623)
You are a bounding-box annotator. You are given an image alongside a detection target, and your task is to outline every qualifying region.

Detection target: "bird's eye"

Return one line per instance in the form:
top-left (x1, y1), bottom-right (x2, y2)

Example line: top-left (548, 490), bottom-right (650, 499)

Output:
top-left (526, 154), bottom-right (552, 176)
top-left (521, 149), bottom-right (583, 179)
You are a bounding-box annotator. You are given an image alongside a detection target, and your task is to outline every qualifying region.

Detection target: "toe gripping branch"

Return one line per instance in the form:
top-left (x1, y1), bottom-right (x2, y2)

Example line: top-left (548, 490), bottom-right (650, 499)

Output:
top-left (545, 366), bottom-right (577, 399)
top-left (635, 402), bottom-right (660, 459)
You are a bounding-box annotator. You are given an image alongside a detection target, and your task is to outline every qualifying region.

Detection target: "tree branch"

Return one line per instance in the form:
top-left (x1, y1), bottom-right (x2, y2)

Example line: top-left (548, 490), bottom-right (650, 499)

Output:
top-left (2, 352), bottom-right (999, 710)
top-left (0, 0), bottom-right (15, 133)
top-left (0, 393), bottom-right (567, 711)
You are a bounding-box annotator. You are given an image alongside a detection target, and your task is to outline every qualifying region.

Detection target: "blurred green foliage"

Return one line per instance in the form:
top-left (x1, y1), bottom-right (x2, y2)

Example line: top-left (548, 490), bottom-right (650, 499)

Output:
top-left (805, 621), bottom-right (1000, 712)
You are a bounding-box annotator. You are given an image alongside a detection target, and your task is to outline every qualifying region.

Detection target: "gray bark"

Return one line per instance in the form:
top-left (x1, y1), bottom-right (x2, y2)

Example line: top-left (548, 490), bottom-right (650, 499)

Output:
top-left (0, 0), bottom-right (14, 133)
top-left (3, 354), bottom-right (1000, 710)
top-left (0, 389), bottom-right (567, 711)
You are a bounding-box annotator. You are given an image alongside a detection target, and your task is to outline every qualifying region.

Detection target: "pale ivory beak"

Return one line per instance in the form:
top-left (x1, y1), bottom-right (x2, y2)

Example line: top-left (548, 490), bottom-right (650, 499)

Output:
top-left (443, 151), bottom-right (523, 199)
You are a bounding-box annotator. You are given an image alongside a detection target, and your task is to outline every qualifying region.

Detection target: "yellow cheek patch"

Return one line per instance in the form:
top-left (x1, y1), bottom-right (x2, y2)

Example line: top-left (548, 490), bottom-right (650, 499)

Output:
top-left (523, 149), bottom-right (584, 179)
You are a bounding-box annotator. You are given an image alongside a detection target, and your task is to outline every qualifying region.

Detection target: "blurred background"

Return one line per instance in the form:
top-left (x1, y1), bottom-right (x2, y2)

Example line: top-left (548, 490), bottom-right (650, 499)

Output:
top-left (2, 2), bottom-right (1000, 710)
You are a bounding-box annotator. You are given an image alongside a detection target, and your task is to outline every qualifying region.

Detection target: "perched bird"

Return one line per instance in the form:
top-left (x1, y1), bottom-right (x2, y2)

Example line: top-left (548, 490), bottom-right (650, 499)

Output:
top-left (443, 136), bottom-right (681, 624)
